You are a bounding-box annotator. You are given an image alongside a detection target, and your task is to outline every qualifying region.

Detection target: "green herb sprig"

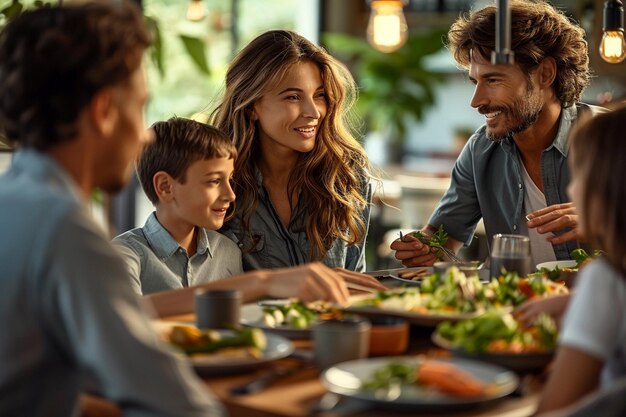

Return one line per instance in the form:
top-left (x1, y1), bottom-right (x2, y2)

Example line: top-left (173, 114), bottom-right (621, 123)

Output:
top-left (413, 225), bottom-right (449, 260)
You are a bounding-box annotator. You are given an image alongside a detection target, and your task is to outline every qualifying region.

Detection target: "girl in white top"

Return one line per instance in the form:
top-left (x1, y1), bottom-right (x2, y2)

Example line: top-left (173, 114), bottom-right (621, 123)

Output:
top-left (536, 105), bottom-right (626, 414)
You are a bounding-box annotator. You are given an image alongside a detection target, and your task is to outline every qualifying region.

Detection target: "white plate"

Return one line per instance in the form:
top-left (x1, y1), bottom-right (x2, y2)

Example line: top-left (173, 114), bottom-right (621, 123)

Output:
top-left (240, 303), bottom-right (313, 339)
top-left (321, 356), bottom-right (518, 411)
top-left (152, 320), bottom-right (294, 375)
top-left (536, 260), bottom-right (577, 270)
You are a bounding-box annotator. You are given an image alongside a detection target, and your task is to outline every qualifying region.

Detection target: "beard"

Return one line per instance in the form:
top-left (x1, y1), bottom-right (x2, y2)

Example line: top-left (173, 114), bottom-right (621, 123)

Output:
top-left (482, 83), bottom-right (544, 142)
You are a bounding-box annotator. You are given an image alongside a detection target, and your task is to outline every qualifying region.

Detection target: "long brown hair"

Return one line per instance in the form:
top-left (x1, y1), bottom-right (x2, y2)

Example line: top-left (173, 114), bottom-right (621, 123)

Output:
top-left (570, 106), bottom-right (626, 275)
top-left (211, 30), bottom-right (370, 261)
top-left (447, 0), bottom-right (590, 108)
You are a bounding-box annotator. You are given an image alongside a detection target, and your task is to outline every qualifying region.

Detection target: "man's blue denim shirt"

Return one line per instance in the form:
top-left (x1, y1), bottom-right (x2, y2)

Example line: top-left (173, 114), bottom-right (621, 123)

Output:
top-left (428, 103), bottom-right (606, 260)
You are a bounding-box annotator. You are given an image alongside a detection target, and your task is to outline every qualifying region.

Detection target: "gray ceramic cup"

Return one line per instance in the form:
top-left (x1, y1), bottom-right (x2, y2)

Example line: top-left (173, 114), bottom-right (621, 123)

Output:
top-left (312, 317), bottom-right (371, 370)
top-left (195, 289), bottom-right (242, 329)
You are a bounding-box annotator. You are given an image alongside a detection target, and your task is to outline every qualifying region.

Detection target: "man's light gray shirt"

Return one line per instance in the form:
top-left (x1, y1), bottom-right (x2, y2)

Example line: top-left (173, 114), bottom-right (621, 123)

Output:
top-left (113, 212), bottom-right (243, 295)
top-left (429, 103), bottom-right (605, 260)
top-left (0, 150), bottom-right (221, 417)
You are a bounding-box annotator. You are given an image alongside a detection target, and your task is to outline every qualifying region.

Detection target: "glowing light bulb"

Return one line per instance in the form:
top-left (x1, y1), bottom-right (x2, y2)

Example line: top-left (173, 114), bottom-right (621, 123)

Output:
top-left (366, 0), bottom-right (408, 53)
top-left (600, 0), bottom-right (626, 63)
top-left (187, 0), bottom-right (205, 22)
top-left (599, 30), bottom-right (626, 63)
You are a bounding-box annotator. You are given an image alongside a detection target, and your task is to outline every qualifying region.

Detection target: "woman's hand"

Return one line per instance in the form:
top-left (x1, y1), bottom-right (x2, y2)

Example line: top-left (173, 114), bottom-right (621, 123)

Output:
top-left (333, 267), bottom-right (388, 294)
top-left (514, 293), bottom-right (571, 327)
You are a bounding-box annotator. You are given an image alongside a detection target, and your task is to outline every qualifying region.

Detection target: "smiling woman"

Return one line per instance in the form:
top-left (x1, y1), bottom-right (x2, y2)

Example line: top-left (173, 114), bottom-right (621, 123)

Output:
top-left (212, 30), bottom-right (375, 272)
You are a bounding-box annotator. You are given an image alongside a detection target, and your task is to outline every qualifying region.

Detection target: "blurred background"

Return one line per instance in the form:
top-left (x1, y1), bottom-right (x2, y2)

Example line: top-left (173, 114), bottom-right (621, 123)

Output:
top-left (1, 0), bottom-right (625, 268)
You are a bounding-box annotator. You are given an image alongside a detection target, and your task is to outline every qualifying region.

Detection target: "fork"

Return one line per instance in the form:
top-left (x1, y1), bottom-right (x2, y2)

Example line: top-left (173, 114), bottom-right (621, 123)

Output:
top-left (438, 246), bottom-right (463, 263)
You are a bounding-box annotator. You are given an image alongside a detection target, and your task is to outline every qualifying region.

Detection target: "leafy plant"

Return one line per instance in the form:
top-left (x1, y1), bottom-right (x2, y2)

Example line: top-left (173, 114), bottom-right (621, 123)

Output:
top-left (323, 30), bottom-right (447, 143)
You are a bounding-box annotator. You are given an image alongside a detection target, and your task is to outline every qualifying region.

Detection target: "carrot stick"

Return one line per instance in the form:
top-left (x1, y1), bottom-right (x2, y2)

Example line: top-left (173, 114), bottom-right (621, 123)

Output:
top-left (416, 360), bottom-right (486, 397)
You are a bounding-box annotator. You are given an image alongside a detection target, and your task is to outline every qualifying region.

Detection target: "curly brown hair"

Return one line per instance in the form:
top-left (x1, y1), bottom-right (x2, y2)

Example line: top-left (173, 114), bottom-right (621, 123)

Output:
top-left (570, 106), bottom-right (626, 276)
top-left (447, 0), bottom-right (590, 107)
top-left (139, 118), bottom-right (237, 205)
top-left (211, 30), bottom-right (371, 261)
top-left (0, 0), bottom-right (150, 151)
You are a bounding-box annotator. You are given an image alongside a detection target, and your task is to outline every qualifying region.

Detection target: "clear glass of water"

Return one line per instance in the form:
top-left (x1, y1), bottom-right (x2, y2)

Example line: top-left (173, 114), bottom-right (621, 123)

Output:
top-left (490, 234), bottom-right (532, 278)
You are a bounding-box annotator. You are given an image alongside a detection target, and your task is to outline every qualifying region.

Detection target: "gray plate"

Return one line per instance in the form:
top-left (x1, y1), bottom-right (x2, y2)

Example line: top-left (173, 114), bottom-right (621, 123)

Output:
top-left (152, 320), bottom-right (294, 375)
top-left (431, 332), bottom-right (555, 372)
top-left (364, 267), bottom-right (433, 285)
top-left (343, 292), bottom-right (492, 327)
top-left (365, 267), bottom-right (490, 286)
top-left (321, 356), bottom-right (518, 411)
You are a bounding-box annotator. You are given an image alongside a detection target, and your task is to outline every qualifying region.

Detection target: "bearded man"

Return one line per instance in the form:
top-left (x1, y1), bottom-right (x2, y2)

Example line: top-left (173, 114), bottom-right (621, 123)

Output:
top-left (391, 0), bottom-right (606, 267)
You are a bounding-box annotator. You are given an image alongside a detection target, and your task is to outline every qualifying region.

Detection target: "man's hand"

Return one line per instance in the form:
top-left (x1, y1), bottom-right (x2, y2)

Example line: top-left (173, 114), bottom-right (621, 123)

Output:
top-left (526, 202), bottom-right (581, 245)
top-left (389, 230), bottom-right (438, 267)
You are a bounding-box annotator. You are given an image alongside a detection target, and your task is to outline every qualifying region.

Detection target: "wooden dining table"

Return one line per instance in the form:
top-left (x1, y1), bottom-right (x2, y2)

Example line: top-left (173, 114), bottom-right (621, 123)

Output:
top-left (162, 313), bottom-right (545, 417)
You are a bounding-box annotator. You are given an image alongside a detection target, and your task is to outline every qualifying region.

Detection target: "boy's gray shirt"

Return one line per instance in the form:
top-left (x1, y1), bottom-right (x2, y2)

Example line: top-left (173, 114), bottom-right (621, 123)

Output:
top-left (113, 212), bottom-right (243, 295)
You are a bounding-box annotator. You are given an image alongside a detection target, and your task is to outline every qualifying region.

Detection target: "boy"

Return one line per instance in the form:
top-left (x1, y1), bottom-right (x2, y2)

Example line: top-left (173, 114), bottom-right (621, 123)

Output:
top-left (113, 117), bottom-right (243, 294)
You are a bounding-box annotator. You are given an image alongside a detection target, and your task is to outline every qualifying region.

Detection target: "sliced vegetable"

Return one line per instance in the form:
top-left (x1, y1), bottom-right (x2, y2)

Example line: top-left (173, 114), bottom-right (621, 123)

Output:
top-left (168, 325), bottom-right (267, 355)
top-left (417, 360), bottom-right (486, 397)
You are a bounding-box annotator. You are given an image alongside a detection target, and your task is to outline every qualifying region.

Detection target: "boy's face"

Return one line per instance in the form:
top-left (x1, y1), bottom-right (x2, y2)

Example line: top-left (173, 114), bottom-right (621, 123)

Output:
top-left (170, 156), bottom-right (235, 230)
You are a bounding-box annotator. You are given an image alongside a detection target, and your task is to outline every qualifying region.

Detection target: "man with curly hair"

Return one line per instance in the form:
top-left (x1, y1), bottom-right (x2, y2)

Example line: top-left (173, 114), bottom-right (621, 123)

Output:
top-left (392, 0), bottom-right (606, 268)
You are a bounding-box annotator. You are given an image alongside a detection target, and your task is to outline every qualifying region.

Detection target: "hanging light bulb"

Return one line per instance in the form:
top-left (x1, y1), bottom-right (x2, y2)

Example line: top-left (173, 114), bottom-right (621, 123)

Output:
top-left (599, 0), bottom-right (626, 63)
top-left (366, 0), bottom-right (409, 53)
top-left (187, 0), bottom-right (206, 22)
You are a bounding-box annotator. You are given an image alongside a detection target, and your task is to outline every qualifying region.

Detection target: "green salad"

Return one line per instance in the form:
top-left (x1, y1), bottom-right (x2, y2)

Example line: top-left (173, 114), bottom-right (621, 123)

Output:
top-left (353, 267), bottom-right (567, 316)
top-left (437, 312), bottom-right (557, 354)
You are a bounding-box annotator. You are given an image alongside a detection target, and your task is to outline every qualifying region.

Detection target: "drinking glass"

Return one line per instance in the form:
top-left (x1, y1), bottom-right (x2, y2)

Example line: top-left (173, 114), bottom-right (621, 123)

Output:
top-left (490, 234), bottom-right (532, 278)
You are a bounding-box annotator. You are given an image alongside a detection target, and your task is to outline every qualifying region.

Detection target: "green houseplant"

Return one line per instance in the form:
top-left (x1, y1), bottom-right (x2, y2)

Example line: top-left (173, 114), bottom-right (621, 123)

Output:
top-left (323, 29), bottom-right (447, 158)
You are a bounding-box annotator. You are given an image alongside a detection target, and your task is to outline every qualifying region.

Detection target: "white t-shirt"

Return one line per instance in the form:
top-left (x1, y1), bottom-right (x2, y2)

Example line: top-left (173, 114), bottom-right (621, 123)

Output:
top-left (518, 160), bottom-right (557, 266)
top-left (560, 258), bottom-right (626, 385)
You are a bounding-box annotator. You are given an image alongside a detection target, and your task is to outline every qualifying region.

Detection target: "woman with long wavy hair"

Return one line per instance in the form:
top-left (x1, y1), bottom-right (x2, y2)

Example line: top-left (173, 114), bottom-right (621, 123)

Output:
top-left (211, 30), bottom-right (373, 271)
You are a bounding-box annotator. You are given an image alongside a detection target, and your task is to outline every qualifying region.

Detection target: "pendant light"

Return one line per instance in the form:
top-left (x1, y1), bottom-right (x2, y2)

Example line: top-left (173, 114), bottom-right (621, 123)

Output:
top-left (366, 0), bottom-right (408, 53)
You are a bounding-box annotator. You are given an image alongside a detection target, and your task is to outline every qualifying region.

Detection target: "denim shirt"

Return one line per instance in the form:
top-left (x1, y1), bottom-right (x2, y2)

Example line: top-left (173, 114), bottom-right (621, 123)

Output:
top-left (113, 212), bottom-right (243, 295)
top-left (429, 103), bottom-right (606, 260)
top-left (0, 150), bottom-right (221, 416)
top-left (220, 169), bottom-right (372, 272)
